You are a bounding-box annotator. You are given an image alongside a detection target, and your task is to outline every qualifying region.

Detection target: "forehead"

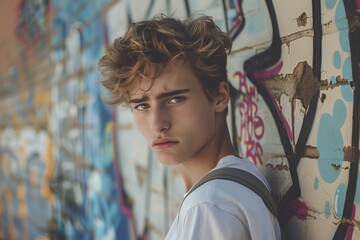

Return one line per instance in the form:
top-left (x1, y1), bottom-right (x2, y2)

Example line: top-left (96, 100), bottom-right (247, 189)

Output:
top-left (128, 61), bottom-right (200, 97)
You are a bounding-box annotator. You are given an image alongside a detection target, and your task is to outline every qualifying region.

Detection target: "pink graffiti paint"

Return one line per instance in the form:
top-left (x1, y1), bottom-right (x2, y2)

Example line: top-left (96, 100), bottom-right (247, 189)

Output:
top-left (280, 198), bottom-right (308, 224)
top-left (291, 198), bottom-right (308, 220)
top-left (229, 0), bottom-right (244, 35)
top-left (269, 94), bottom-right (294, 143)
top-left (229, 16), bottom-right (243, 34)
top-left (357, 0), bottom-right (360, 9)
top-left (235, 71), bottom-right (265, 165)
top-left (253, 61), bottom-right (283, 80)
top-left (253, 61), bottom-right (293, 142)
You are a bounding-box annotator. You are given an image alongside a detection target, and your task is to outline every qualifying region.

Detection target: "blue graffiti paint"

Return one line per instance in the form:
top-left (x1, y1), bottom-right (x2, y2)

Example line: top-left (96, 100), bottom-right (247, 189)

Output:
top-left (52, 17), bottom-right (67, 47)
top-left (341, 57), bottom-right (353, 102)
top-left (355, 173), bottom-right (360, 204)
top-left (317, 99), bottom-right (345, 183)
top-left (84, 19), bottom-right (104, 66)
top-left (25, 153), bottom-right (51, 239)
top-left (314, 177), bottom-right (319, 190)
top-left (339, 30), bottom-right (350, 52)
top-left (335, 1), bottom-right (351, 54)
top-left (51, 0), bottom-right (110, 68)
top-left (56, 71), bottom-right (129, 239)
top-left (335, 1), bottom-right (348, 30)
top-left (16, 0), bottom-right (49, 43)
top-left (342, 57), bottom-right (352, 80)
top-left (246, 15), bottom-right (265, 35)
top-left (330, 75), bottom-right (336, 84)
top-left (1, 151), bottom-right (22, 239)
top-left (245, 4), bottom-right (267, 36)
top-left (333, 51), bottom-right (341, 69)
top-left (325, 200), bottom-right (331, 219)
top-left (325, 0), bottom-right (337, 9)
top-left (334, 183), bottom-right (347, 218)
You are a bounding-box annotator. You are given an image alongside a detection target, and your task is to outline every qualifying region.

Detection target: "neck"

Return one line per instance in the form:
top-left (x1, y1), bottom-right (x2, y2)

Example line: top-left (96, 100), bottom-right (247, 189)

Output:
top-left (178, 122), bottom-right (238, 192)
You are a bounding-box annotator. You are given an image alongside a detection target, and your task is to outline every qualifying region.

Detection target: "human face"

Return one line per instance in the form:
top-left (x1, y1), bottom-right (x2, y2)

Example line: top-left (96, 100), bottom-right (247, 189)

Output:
top-left (128, 61), bottom-right (218, 166)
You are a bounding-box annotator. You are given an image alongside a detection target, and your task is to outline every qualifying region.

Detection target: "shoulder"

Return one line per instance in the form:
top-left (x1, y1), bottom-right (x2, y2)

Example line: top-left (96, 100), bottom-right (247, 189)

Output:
top-left (215, 155), bottom-right (271, 190)
top-left (178, 179), bottom-right (279, 239)
top-left (181, 175), bottom-right (269, 223)
top-left (182, 155), bottom-right (270, 211)
top-left (178, 156), bottom-right (281, 238)
top-left (177, 201), bottom-right (250, 240)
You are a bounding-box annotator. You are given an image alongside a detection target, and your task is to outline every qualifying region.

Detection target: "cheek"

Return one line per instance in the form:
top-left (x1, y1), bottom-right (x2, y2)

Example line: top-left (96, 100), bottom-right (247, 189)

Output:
top-left (179, 102), bottom-right (215, 130)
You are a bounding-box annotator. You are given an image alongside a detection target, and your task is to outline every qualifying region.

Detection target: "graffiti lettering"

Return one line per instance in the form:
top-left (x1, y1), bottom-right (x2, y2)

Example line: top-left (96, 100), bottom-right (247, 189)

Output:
top-left (234, 70), bottom-right (265, 165)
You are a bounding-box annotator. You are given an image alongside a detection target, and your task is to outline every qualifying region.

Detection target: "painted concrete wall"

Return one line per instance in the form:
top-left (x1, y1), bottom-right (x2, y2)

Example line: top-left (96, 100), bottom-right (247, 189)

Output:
top-left (0, 0), bottom-right (359, 239)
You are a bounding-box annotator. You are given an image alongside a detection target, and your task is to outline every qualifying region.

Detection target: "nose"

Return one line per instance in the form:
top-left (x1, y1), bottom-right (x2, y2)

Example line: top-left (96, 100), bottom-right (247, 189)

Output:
top-left (149, 105), bottom-right (170, 133)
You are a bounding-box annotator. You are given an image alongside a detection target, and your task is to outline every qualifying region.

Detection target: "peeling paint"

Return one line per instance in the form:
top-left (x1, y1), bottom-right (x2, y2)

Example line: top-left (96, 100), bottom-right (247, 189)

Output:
top-left (321, 93), bottom-right (326, 103)
top-left (343, 146), bottom-right (360, 163)
top-left (319, 76), bottom-right (349, 90)
top-left (297, 12), bottom-right (308, 27)
top-left (266, 162), bottom-right (289, 171)
top-left (301, 145), bottom-right (320, 159)
top-left (331, 163), bottom-right (342, 169)
top-left (350, 81), bottom-right (356, 90)
top-left (322, 20), bottom-right (333, 32)
top-left (264, 61), bottom-right (320, 109)
top-left (336, 75), bottom-right (348, 84)
top-left (281, 29), bottom-right (313, 46)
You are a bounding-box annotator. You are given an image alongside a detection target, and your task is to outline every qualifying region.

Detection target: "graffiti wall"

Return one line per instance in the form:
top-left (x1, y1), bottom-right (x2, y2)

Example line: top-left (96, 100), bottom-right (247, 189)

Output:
top-left (0, 0), bottom-right (359, 239)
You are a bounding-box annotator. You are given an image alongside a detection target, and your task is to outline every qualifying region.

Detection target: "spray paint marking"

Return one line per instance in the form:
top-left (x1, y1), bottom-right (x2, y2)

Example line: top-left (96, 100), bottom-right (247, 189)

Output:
top-left (234, 70), bottom-right (265, 165)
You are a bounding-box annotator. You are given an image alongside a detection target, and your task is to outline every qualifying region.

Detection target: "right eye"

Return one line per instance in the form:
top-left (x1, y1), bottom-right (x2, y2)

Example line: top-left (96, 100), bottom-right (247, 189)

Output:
top-left (134, 103), bottom-right (150, 111)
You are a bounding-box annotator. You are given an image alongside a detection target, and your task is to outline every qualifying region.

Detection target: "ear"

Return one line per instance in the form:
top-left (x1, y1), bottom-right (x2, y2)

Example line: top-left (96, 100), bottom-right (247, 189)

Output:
top-left (214, 81), bottom-right (230, 113)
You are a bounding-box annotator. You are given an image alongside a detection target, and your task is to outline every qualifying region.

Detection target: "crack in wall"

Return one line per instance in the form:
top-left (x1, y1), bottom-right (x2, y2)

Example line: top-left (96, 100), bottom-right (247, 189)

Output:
top-left (305, 211), bottom-right (360, 232)
top-left (339, 217), bottom-right (360, 231)
top-left (304, 199), bottom-right (360, 231)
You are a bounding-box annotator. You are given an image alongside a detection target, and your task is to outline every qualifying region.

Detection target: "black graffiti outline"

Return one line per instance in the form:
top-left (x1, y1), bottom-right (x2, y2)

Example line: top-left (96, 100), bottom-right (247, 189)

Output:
top-left (280, 0), bottom-right (322, 219)
top-left (333, 1), bottom-right (360, 239)
top-left (241, 0), bottom-right (294, 212)
top-left (236, 0), bottom-right (322, 230)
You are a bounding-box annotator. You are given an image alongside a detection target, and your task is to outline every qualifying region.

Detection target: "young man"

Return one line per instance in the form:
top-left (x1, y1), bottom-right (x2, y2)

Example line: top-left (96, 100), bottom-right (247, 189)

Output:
top-left (99, 15), bottom-right (281, 239)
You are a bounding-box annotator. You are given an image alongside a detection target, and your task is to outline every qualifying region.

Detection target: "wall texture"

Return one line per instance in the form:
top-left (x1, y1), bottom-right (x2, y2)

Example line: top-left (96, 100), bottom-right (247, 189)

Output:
top-left (0, 0), bottom-right (359, 239)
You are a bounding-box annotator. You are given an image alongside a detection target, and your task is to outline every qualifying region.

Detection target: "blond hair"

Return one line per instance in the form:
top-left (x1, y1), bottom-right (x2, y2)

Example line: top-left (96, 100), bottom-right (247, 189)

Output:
top-left (98, 15), bottom-right (231, 106)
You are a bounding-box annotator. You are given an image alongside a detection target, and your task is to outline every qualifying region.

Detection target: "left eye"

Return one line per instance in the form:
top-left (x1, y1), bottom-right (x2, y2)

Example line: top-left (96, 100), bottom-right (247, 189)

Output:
top-left (168, 96), bottom-right (185, 104)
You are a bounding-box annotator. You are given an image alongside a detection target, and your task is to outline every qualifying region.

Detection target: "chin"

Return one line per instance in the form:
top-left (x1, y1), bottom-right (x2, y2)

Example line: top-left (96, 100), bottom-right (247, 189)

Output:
top-left (156, 155), bottom-right (180, 166)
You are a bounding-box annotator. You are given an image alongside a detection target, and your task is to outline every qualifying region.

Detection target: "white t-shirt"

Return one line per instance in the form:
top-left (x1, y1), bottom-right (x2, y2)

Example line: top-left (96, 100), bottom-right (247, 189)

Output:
top-left (165, 155), bottom-right (281, 240)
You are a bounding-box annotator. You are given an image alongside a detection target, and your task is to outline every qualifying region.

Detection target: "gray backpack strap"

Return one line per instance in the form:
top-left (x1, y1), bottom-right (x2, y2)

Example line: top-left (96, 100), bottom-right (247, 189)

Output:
top-left (185, 167), bottom-right (278, 216)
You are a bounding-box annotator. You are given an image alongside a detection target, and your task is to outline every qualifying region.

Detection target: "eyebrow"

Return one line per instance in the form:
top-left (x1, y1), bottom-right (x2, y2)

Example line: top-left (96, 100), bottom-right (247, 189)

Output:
top-left (129, 89), bottom-right (191, 104)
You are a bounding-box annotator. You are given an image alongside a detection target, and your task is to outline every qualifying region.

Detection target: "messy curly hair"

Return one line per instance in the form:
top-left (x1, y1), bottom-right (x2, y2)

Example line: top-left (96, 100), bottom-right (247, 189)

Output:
top-left (98, 15), bottom-right (231, 106)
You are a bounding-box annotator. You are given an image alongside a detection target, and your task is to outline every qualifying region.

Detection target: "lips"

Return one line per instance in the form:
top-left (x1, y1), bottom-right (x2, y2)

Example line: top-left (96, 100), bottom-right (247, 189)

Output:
top-left (152, 139), bottom-right (179, 149)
